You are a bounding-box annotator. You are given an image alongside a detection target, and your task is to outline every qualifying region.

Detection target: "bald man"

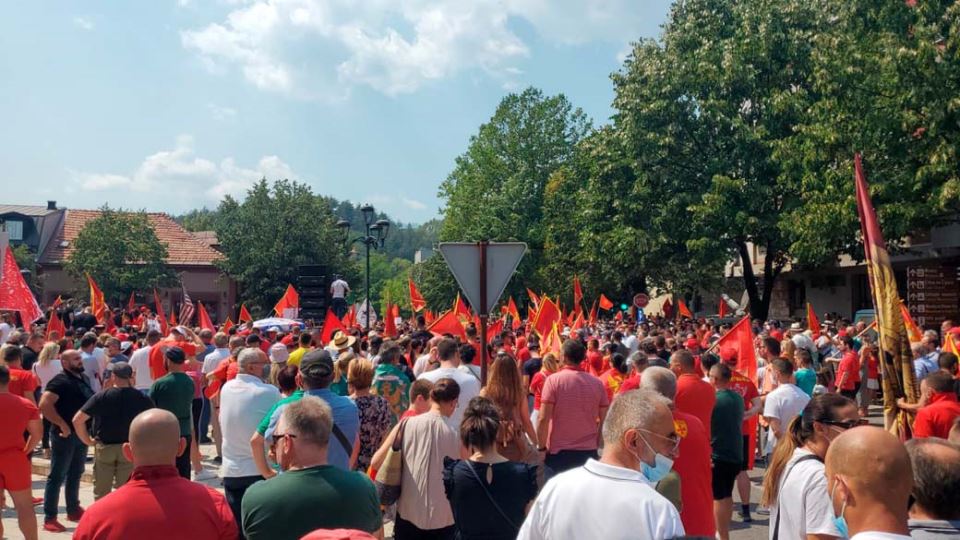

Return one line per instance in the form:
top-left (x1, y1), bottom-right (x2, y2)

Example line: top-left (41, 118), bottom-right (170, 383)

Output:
top-left (824, 426), bottom-right (913, 540)
top-left (73, 409), bottom-right (237, 540)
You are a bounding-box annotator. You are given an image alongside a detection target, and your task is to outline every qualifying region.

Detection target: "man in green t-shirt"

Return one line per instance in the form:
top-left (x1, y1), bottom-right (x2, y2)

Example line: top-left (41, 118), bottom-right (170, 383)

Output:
top-left (241, 396), bottom-right (382, 540)
top-left (371, 344), bottom-right (410, 421)
top-left (710, 363), bottom-right (745, 540)
top-left (149, 346), bottom-right (195, 479)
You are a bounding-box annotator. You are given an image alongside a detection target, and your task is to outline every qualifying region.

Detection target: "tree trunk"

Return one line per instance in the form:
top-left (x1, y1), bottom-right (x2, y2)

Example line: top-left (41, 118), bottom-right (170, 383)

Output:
top-left (736, 240), bottom-right (777, 321)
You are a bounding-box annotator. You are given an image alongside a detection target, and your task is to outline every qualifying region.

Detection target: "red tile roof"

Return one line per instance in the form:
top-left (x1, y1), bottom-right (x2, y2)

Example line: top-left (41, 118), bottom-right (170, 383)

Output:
top-left (39, 209), bottom-right (222, 266)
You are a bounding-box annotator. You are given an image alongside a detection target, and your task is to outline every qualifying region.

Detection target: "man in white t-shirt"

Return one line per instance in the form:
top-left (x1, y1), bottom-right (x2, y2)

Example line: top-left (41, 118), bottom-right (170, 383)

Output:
top-left (129, 330), bottom-right (161, 391)
top-left (329, 275), bottom-right (350, 319)
top-left (762, 359), bottom-right (810, 455)
top-left (0, 314), bottom-right (12, 345)
top-left (417, 337), bottom-right (480, 429)
top-left (518, 388), bottom-right (684, 540)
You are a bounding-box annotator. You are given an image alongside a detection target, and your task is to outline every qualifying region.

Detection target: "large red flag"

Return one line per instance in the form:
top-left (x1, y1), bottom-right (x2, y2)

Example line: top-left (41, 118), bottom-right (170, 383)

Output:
top-left (487, 317), bottom-right (504, 342)
top-left (46, 309), bottom-right (65, 340)
top-left (718, 297), bottom-right (728, 318)
top-left (238, 304), bottom-right (253, 323)
top-left (572, 276), bottom-right (584, 311)
top-left (570, 310), bottom-right (585, 334)
top-left (273, 284), bottom-right (299, 317)
top-left (197, 302), bottom-right (215, 332)
top-left (408, 278), bottom-right (426, 313)
top-left (677, 299), bottom-right (693, 319)
top-left (154, 289), bottom-right (169, 336)
top-left (855, 154), bottom-right (918, 435)
top-left (453, 293), bottom-right (471, 320)
top-left (542, 322), bottom-right (562, 356)
top-left (428, 310), bottom-right (466, 340)
top-left (86, 273), bottom-right (107, 324)
top-left (321, 309), bottom-right (345, 344)
top-left (384, 304), bottom-right (399, 338)
top-left (716, 315), bottom-right (759, 467)
top-left (533, 296), bottom-right (562, 339)
top-left (806, 303), bottom-right (821, 339)
top-left (598, 294), bottom-right (613, 311)
top-left (0, 249), bottom-right (42, 324)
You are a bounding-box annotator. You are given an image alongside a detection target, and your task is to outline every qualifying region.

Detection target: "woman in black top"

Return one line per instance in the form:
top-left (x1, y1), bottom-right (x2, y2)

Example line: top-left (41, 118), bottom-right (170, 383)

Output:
top-left (443, 397), bottom-right (537, 540)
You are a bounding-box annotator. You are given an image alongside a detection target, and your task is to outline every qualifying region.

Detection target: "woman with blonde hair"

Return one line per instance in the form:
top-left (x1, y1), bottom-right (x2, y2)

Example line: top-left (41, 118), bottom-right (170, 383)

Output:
top-left (528, 352), bottom-right (559, 426)
top-left (480, 352), bottom-right (538, 464)
top-left (348, 358), bottom-right (392, 472)
top-left (32, 342), bottom-right (62, 456)
top-left (330, 350), bottom-right (355, 396)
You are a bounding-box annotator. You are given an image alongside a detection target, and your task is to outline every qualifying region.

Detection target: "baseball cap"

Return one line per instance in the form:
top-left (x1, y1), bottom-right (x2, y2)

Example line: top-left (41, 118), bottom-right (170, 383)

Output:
top-left (300, 349), bottom-right (334, 378)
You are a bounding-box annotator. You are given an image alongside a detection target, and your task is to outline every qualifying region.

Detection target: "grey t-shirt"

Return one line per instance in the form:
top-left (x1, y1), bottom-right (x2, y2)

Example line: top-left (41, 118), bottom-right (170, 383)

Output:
top-left (908, 519), bottom-right (960, 540)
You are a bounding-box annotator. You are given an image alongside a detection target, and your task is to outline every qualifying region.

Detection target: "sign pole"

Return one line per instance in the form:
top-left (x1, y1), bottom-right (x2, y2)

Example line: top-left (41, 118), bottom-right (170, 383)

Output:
top-left (479, 241), bottom-right (489, 386)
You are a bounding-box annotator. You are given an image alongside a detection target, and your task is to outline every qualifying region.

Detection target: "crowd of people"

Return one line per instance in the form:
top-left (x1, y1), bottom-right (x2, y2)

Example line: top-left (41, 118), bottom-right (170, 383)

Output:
top-left (1, 305), bottom-right (959, 540)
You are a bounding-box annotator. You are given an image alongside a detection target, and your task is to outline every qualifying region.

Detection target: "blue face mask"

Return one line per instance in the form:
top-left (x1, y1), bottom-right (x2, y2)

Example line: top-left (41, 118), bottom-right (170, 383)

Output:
top-left (636, 433), bottom-right (675, 483)
top-left (831, 480), bottom-right (849, 539)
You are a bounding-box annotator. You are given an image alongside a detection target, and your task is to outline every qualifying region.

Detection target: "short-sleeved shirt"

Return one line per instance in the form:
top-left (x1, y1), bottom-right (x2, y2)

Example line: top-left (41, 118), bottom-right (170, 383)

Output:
top-left (150, 372), bottom-right (196, 437)
top-left (529, 371), bottom-right (549, 411)
top-left (242, 465), bottom-right (381, 540)
top-left (0, 393), bottom-right (39, 453)
top-left (256, 390), bottom-right (304, 436)
top-left (711, 389), bottom-right (744, 464)
top-left (20, 346), bottom-right (39, 371)
top-left (769, 449), bottom-right (841, 540)
top-left (913, 392), bottom-right (960, 439)
top-left (836, 351), bottom-right (861, 390)
top-left (6, 367), bottom-right (39, 398)
top-left (443, 458), bottom-right (537, 539)
top-left (672, 410), bottom-right (714, 537)
top-left (728, 370), bottom-right (760, 433)
top-left (372, 363), bottom-right (411, 421)
top-left (45, 371), bottom-right (95, 435)
top-left (541, 366), bottom-right (609, 453)
top-left (81, 387), bottom-right (155, 444)
top-left (397, 411), bottom-right (461, 530)
top-left (675, 373), bottom-right (716, 440)
top-left (763, 383), bottom-right (811, 451)
top-left (418, 366), bottom-right (481, 429)
top-left (286, 347), bottom-right (308, 367)
top-left (81, 350), bottom-right (103, 392)
top-left (264, 388), bottom-right (359, 471)
top-left (795, 368), bottom-right (816, 396)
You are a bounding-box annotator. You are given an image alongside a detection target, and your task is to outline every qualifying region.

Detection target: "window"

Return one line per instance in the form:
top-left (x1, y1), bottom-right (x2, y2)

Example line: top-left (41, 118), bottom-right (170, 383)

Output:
top-left (3, 220), bottom-right (23, 241)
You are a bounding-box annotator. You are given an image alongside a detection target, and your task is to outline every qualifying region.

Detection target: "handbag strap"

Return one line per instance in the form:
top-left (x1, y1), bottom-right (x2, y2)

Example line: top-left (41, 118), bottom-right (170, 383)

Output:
top-left (772, 454), bottom-right (821, 540)
top-left (464, 461), bottom-right (520, 531)
top-left (331, 423), bottom-right (353, 457)
top-left (392, 418), bottom-right (408, 451)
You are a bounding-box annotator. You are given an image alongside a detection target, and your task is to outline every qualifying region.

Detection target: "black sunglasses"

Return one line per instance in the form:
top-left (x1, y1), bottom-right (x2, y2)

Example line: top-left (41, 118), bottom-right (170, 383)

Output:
top-left (820, 419), bottom-right (869, 430)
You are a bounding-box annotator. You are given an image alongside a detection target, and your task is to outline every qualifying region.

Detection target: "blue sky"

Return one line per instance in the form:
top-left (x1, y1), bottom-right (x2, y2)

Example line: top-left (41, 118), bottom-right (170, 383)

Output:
top-left (0, 1), bottom-right (671, 224)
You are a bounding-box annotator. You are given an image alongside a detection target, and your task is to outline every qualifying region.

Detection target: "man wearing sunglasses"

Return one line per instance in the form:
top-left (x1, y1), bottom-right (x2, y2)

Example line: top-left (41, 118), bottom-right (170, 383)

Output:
top-left (519, 388), bottom-right (684, 540)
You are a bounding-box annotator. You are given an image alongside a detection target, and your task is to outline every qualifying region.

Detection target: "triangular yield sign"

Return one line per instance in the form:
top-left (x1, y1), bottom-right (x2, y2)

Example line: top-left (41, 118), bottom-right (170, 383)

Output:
top-left (438, 242), bottom-right (526, 315)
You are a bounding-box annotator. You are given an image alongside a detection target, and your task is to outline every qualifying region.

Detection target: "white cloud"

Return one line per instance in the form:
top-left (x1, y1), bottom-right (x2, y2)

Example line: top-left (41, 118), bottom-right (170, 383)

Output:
top-left (71, 135), bottom-right (297, 205)
top-left (402, 197), bottom-right (427, 210)
top-left (208, 103), bottom-right (238, 120)
top-left (180, 0), bottom-right (645, 98)
top-left (73, 16), bottom-right (94, 31)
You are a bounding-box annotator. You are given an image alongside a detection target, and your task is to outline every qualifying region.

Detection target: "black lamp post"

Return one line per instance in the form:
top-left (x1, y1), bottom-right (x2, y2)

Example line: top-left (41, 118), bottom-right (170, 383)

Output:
top-left (336, 205), bottom-right (390, 332)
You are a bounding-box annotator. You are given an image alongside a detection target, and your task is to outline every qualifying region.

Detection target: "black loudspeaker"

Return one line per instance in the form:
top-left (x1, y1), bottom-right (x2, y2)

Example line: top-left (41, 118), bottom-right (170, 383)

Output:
top-left (299, 264), bottom-right (331, 321)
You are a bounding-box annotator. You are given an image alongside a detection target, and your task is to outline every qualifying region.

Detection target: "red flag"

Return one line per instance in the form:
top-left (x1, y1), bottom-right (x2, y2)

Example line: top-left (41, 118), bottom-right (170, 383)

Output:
top-left (573, 276), bottom-right (584, 310)
top-left (86, 273), bottom-right (107, 324)
top-left (0, 249), bottom-right (42, 325)
top-left (716, 315), bottom-right (759, 466)
top-left (424, 309), bottom-right (435, 326)
top-left (533, 296), bottom-right (562, 339)
top-left (342, 304), bottom-right (356, 328)
top-left (127, 291), bottom-right (136, 312)
top-left (154, 289), bottom-right (169, 336)
top-left (598, 294), bottom-right (614, 311)
top-left (487, 317), bottom-right (504, 342)
top-left (428, 310), bottom-right (466, 340)
top-left (46, 309), bottom-right (65, 340)
top-left (198, 302), bottom-right (215, 332)
top-left (662, 298), bottom-right (674, 319)
top-left (238, 304), bottom-right (253, 323)
top-left (321, 309), bottom-right (346, 344)
top-left (718, 297), bottom-right (728, 318)
top-left (614, 310), bottom-right (623, 321)
top-left (507, 296), bottom-right (522, 329)
top-left (222, 317), bottom-right (234, 333)
top-left (526, 288), bottom-right (540, 309)
top-left (542, 322), bottom-right (563, 356)
top-left (273, 284), bottom-right (299, 317)
top-left (408, 278), bottom-right (426, 313)
top-left (588, 299), bottom-right (598, 325)
top-left (900, 302), bottom-right (921, 344)
top-left (384, 303), bottom-right (399, 338)
top-left (453, 293), bottom-right (471, 319)
top-left (570, 310), bottom-right (585, 333)
top-left (677, 299), bottom-right (693, 319)
top-left (169, 309), bottom-right (177, 327)
top-left (52, 295), bottom-right (63, 309)
top-left (807, 303), bottom-right (821, 339)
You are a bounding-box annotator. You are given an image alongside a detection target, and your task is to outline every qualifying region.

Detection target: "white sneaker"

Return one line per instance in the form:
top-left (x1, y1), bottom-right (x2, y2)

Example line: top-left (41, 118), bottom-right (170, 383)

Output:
top-left (193, 469), bottom-right (218, 481)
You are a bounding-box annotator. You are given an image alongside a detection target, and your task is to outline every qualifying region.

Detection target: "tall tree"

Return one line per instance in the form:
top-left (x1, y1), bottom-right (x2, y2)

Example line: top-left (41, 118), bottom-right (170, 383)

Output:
top-left (65, 206), bottom-right (175, 302)
top-left (215, 179), bottom-right (350, 314)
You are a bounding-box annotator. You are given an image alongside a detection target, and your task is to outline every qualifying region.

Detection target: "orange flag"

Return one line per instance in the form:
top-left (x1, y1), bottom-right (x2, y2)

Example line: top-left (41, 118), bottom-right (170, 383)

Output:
top-left (341, 304), bottom-right (356, 328)
top-left (86, 273), bottom-right (107, 324)
top-left (899, 302), bottom-right (922, 344)
top-left (855, 153), bottom-right (918, 435)
top-left (408, 278), bottom-right (426, 312)
top-left (428, 310), bottom-right (466, 340)
top-left (944, 333), bottom-right (959, 356)
top-left (238, 304), bottom-right (253, 323)
top-left (169, 309), bottom-right (177, 327)
top-left (153, 289), bottom-right (168, 335)
top-left (572, 276), bottom-right (584, 311)
top-left (807, 303), bottom-right (821, 339)
top-left (273, 284), bottom-right (299, 317)
top-left (222, 318), bottom-right (235, 333)
top-left (718, 297), bottom-right (728, 318)
top-left (533, 296), bottom-right (561, 339)
top-left (198, 302), bottom-right (215, 332)
top-left (677, 299), bottom-right (693, 319)
top-left (507, 297), bottom-right (522, 329)
top-left (46, 310), bottom-right (65, 340)
top-left (598, 294), bottom-right (613, 311)
top-left (321, 309), bottom-right (345, 344)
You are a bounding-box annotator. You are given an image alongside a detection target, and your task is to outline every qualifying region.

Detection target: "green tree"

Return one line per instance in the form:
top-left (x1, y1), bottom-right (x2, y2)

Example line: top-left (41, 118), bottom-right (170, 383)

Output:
top-left (215, 179), bottom-right (350, 314)
top-left (438, 87), bottom-right (591, 302)
top-left (65, 206), bottom-right (175, 302)
top-left (176, 208), bottom-right (221, 232)
top-left (11, 244), bottom-right (39, 290)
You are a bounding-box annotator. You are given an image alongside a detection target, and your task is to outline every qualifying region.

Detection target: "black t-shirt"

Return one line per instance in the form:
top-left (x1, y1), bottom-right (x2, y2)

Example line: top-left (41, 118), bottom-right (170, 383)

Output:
top-left (522, 357), bottom-right (542, 386)
top-left (45, 371), bottom-right (95, 433)
top-left (81, 387), bottom-right (155, 444)
top-left (443, 458), bottom-right (537, 539)
top-left (72, 313), bottom-right (97, 331)
top-left (657, 349), bottom-right (671, 362)
top-left (20, 346), bottom-right (39, 371)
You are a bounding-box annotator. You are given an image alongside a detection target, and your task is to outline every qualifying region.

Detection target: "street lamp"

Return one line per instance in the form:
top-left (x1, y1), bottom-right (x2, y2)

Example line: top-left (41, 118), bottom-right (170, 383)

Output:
top-left (337, 206), bottom-right (390, 331)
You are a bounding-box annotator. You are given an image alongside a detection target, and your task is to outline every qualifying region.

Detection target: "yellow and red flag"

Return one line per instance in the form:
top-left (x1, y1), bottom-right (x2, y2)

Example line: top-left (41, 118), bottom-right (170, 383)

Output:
top-left (127, 291), bottom-right (136, 312)
top-left (453, 293), bottom-right (471, 320)
top-left (507, 296), bottom-right (522, 329)
top-left (532, 296), bottom-right (561, 339)
top-left (542, 322), bottom-right (563, 356)
top-left (238, 304), bottom-right (253, 323)
top-left (855, 153), bottom-right (919, 436)
top-left (273, 284), bottom-right (299, 317)
top-left (423, 309), bottom-right (435, 326)
top-left (572, 276), bottom-right (584, 311)
top-left (715, 315), bottom-right (759, 466)
top-left (807, 303), bottom-right (821, 339)
top-left (86, 273), bottom-right (107, 324)
top-left (598, 294), bottom-right (614, 311)
top-left (52, 295), bottom-right (63, 309)
top-left (408, 278), bottom-right (426, 312)
top-left (899, 302), bottom-right (922, 344)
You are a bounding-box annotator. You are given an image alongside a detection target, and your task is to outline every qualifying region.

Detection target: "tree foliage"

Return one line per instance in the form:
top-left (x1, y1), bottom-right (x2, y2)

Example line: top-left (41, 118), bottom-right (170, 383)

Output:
top-left (65, 206), bottom-right (175, 302)
top-left (215, 179), bottom-right (350, 315)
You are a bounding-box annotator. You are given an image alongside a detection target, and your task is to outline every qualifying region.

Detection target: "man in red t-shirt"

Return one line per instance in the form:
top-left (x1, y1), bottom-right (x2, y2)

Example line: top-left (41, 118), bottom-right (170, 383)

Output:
top-left (721, 348), bottom-right (762, 522)
top-left (835, 336), bottom-right (861, 401)
top-left (913, 372), bottom-right (960, 438)
top-left (3, 346), bottom-right (39, 404)
top-left (0, 364), bottom-right (43, 540)
top-left (582, 339), bottom-right (605, 376)
top-left (672, 350), bottom-right (716, 440)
